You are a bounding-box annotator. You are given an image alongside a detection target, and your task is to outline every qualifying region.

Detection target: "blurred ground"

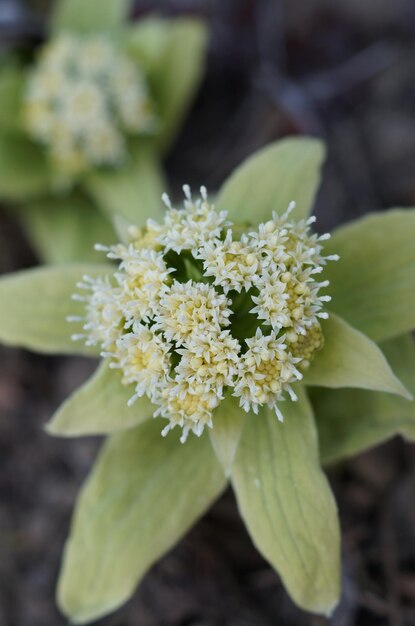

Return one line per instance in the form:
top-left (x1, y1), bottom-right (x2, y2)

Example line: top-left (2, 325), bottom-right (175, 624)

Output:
top-left (1, 0), bottom-right (415, 624)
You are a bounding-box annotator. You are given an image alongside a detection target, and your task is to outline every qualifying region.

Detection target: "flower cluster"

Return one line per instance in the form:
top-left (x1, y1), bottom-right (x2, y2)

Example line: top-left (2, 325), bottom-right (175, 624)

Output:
top-left (23, 34), bottom-right (155, 180)
top-left (72, 187), bottom-right (338, 441)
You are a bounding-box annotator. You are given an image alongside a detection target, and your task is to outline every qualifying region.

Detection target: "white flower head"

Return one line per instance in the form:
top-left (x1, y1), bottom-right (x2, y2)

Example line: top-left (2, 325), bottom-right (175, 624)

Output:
top-left (70, 274), bottom-right (123, 351)
top-left (233, 328), bottom-right (302, 419)
top-left (110, 245), bottom-right (173, 323)
top-left (62, 81), bottom-right (106, 132)
top-left (115, 322), bottom-right (171, 404)
top-left (176, 330), bottom-right (240, 396)
top-left (153, 280), bottom-right (232, 346)
top-left (197, 229), bottom-right (259, 293)
top-left (77, 36), bottom-right (115, 76)
top-left (74, 189), bottom-right (338, 442)
top-left (83, 119), bottom-right (125, 166)
top-left (155, 379), bottom-right (220, 444)
top-left (156, 185), bottom-right (229, 253)
top-left (251, 266), bottom-right (330, 335)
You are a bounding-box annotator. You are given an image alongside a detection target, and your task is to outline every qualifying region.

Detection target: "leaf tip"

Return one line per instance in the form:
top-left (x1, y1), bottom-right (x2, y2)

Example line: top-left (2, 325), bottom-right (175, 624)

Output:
top-left (43, 420), bottom-right (56, 436)
top-left (402, 387), bottom-right (414, 402)
top-left (322, 597), bottom-right (339, 619)
top-left (44, 417), bottom-right (74, 438)
top-left (391, 376), bottom-right (413, 401)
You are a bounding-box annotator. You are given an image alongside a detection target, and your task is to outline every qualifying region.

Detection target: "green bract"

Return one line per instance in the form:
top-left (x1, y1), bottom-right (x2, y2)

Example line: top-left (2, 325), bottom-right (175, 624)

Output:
top-left (0, 137), bottom-right (415, 623)
top-left (0, 0), bottom-right (207, 263)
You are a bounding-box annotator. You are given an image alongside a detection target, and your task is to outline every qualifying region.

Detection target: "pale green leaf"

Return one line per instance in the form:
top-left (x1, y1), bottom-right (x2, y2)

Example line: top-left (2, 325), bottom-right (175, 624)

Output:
top-left (0, 65), bottom-right (26, 133)
top-left (0, 264), bottom-right (110, 355)
top-left (125, 18), bottom-right (169, 74)
top-left (19, 193), bottom-right (115, 264)
top-left (231, 388), bottom-right (340, 615)
top-left (126, 18), bottom-right (208, 152)
top-left (85, 145), bottom-right (166, 225)
top-left (112, 214), bottom-right (133, 244)
top-left (57, 421), bottom-right (227, 624)
top-left (313, 334), bottom-right (415, 464)
top-left (0, 134), bottom-right (50, 201)
top-left (216, 138), bottom-right (325, 224)
top-left (304, 313), bottom-right (410, 399)
top-left (323, 209), bottom-right (415, 342)
top-left (47, 361), bottom-right (153, 437)
top-left (51, 0), bottom-right (131, 35)
top-left (209, 395), bottom-right (245, 477)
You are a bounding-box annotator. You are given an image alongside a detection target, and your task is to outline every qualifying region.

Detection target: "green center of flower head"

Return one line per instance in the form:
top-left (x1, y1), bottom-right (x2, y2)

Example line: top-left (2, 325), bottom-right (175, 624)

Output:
top-left (23, 34), bottom-right (156, 181)
top-left (72, 187), bottom-right (339, 442)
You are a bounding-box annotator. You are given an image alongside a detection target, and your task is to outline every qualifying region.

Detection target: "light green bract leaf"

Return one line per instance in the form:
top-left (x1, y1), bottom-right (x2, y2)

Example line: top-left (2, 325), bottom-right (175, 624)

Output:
top-left (314, 334), bottom-right (415, 464)
top-left (85, 145), bottom-right (165, 225)
top-left (126, 18), bottom-right (208, 152)
top-left (51, 0), bottom-right (131, 35)
top-left (57, 421), bottom-right (227, 624)
top-left (304, 313), bottom-right (410, 399)
top-left (231, 388), bottom-right (340, 615)
top-left (0, 134), bottom-right (50, 201)
top-left (47, 361), bottom-right (153, 437)
top-left (125, 18), bottom-right (169, 74)
top-left (323, 209), bottom-right (415, 342)
top-left (19, 194), bottom-right (115, 264)
top-left (216, 137), bottom-right (325, 224)
top-left (209, 395), bottom-right (245, 477)
top-left (0, 264), bottom-right (109, 356)
top-left (0, 65), bottom-right (26, 133)
top-left (112, 214), bottom-right (133, 244)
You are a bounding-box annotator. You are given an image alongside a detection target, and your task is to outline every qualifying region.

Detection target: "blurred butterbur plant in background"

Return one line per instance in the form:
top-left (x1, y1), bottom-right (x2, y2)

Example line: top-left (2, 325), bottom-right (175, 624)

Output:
top-left (0, 0), bottom-right (207, 263)
top-left (0, 138), bottom-right (415, 623)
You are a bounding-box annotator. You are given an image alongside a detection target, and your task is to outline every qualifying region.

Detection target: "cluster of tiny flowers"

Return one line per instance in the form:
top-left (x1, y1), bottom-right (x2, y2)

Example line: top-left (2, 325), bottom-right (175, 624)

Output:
top-left (71, 187), bottom-right (338, 442)
top-left (23, 34), bottom-right (155, 180)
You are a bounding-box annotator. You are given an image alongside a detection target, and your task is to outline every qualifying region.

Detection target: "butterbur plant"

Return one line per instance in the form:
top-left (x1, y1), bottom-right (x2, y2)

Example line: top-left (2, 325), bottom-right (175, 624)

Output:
top-left (23, 35), bottom-right (156, 180)
top-left (71, 186), bottom-right (337, 440)
top-left (1, 138), bottom-right (415, 622)
top-left (0, 0), bottom-right (207, 263)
